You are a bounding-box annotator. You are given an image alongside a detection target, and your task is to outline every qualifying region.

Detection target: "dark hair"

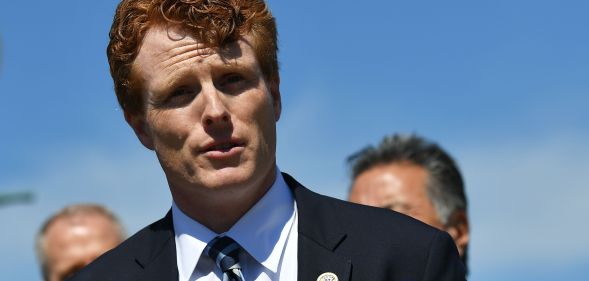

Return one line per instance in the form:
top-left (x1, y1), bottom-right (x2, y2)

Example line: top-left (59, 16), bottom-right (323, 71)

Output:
top-left (348, 133), bottom-right (468, 265)
top-left (107, 0), bottom-right (278, 116)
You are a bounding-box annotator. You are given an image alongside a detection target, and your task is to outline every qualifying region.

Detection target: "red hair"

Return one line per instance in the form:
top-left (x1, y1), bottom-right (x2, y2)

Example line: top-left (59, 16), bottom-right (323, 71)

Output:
top-left (107, 0), bottom-right (278, 115)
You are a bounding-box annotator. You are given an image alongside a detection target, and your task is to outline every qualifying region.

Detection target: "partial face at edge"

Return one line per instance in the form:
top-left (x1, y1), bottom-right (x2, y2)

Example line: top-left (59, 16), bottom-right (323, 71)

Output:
top-left (128, 25), bottom-right (281, 194)
top-left (44, 215), bottom-right (122, 281)
top-left (349, 162), bottom-right (470, 258)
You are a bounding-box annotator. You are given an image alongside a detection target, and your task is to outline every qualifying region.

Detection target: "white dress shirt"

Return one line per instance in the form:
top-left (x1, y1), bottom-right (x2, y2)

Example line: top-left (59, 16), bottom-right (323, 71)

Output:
top-left (173, 168), bottom-right (298, 281)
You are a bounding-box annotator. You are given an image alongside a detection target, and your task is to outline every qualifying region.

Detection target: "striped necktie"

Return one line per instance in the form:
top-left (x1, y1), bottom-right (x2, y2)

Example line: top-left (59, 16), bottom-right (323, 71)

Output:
top-left (204, 236), bottom-right (245, 281)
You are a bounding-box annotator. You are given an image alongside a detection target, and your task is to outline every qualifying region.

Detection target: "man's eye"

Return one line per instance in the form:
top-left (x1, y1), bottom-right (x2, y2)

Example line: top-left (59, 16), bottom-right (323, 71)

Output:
top-left (218, 74), bottom-right (249, 93)
top-left (171, 88), bottom-right (191, 97)
top-left (222, 74), bottom-right (244, 85)
top-left (164, 87), bottom-right (198, 107)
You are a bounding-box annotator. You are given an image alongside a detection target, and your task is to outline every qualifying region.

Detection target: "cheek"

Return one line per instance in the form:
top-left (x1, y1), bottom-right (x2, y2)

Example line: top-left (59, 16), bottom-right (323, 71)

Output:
top-left (414, 209), bottom-right (444, 229)
top-left (238, 93), bottom-right (276, 136)
top-left (255, 101), bottom-right (278, 149)
top-left (148, 112), bottom-right (194, 150)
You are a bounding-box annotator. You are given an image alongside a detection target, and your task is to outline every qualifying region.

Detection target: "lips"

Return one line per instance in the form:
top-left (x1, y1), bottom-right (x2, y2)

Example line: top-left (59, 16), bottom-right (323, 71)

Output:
top-left (201, 139), bottom-right (245, 154)
top-left (205, 142), bottom-right (240, 152)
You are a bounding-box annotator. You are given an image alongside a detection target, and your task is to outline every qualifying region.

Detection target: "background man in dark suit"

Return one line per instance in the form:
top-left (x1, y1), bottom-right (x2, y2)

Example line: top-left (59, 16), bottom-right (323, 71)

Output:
top-left (70, 0), bottom-right (466, 280)
top-left (348, 134), bottom-right (470, 271)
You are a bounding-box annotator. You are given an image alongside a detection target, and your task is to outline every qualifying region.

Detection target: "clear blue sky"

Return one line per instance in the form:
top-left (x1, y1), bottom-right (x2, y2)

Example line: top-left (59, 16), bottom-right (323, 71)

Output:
top-left (1, 0), bottom-right (588, 280)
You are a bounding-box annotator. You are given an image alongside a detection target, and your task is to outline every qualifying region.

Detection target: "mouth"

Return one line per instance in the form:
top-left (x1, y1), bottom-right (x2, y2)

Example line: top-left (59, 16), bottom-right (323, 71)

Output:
top-left (205, 142), bottom-right (242, 152)
top-left (201, 139), bottom-right (246, 155)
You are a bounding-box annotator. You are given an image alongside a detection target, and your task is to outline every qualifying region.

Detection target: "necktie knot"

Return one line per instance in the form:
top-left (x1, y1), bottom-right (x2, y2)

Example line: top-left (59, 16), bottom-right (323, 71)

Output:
top-left (205, 236), bottom-right (244, 280)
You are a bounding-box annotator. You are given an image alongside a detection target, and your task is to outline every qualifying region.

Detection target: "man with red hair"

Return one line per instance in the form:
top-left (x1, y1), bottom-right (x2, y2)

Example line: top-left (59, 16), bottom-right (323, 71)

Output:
top-left (69, 1), bottom-right (465, 280)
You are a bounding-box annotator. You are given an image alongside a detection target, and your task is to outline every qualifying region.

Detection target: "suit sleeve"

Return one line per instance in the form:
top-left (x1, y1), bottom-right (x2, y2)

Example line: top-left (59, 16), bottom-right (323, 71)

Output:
top-left (421, 231), bottom-right (466, 281)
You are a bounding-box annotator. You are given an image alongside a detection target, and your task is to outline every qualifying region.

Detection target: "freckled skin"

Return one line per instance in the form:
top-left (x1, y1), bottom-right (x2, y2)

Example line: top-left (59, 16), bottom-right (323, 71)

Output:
top-left (44, 215), bottom-right (122, 281)
top-left (128, 25), bottom-right (281, 233)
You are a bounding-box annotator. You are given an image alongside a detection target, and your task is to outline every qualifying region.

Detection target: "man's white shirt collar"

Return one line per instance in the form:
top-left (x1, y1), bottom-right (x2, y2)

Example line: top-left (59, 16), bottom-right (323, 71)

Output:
top-left (172, 167), bottom-right (297, 280)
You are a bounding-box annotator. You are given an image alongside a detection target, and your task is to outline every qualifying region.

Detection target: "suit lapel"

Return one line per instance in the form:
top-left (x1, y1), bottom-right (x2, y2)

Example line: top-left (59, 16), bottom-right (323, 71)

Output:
top-left (135, 244), bottom-right (177, 281)
top-left (297, 235), bottom-right (351, 281)
top-left (132, 211), bottom-right (179, 281)
top-left (283, 173), bottom-right (352, 281)
top-left (127, 175), bottom-right (352, 281)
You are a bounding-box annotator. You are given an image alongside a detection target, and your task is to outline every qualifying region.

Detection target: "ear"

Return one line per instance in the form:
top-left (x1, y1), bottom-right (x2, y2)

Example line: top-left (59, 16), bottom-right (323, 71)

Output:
top-left (125, 111), bottom-right (155, 150)
top-left (268, 76), bottom-right (281, 121)
top-left (444, 210), bottom-right (470, 258)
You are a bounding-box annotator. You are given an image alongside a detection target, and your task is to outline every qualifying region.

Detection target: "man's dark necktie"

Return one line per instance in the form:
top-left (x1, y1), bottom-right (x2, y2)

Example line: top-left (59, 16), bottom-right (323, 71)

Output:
top-left (204, 236), bottom-right (245, 281)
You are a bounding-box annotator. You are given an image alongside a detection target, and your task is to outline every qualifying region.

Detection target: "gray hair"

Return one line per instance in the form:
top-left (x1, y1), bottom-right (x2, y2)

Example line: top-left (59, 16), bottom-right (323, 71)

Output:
top-left (348, 133), bottom-right (467, 226)
top-left (348, 134), bottom-right (469, 269)
top-left (36, 204), bottom-right (125, 281)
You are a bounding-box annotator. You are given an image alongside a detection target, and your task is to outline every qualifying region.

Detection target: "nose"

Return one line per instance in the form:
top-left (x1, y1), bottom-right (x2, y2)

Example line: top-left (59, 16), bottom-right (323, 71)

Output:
top-left (201, 86), bottom-right (231, 129)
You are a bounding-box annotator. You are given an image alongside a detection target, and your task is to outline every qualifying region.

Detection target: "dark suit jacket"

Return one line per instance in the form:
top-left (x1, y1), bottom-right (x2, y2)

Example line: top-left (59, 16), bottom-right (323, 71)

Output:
top-left (69, 173), bottom-right (465, 281)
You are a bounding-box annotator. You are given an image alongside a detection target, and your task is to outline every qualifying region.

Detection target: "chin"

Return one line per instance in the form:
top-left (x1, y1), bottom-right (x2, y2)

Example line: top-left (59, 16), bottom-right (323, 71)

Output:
top-left (197, 166), bottom-right (258, 190)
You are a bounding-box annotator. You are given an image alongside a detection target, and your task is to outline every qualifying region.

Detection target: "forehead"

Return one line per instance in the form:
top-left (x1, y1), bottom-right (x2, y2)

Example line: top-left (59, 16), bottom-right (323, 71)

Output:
top-left (133, 25), bottom-right (258, 87)
top-left (355, 162), bottom-right (430, 196)
top-left (45, 215), bottom-right (118, 247)
top-left (45, 215), bottom-right (120, 271)
top-left (136, 25), bottom-right (214, 67)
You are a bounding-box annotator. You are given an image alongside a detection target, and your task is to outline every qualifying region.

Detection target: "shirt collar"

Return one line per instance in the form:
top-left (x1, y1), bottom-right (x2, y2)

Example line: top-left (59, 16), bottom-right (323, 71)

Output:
top-left (173, 167), bottom-right (295, 278)
top-left (173, 202), bottom-right (216, 280)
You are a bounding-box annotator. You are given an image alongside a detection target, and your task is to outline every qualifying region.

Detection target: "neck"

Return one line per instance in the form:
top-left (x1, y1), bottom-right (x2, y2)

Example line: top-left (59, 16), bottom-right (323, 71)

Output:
top-left (170, 167), bottom-right (277, 233)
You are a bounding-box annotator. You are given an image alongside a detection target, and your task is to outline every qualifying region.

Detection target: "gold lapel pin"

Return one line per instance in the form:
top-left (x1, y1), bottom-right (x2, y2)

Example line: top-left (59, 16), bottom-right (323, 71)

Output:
top-left (317, 272), bottom-right (338, 281)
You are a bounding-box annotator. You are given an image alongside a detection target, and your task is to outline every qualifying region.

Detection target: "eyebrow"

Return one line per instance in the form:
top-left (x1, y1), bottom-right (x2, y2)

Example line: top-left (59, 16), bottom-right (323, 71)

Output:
top-left (153, 58), bottom-right (255, 94)
top-left (158, 67), bottom-right (196, 91)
